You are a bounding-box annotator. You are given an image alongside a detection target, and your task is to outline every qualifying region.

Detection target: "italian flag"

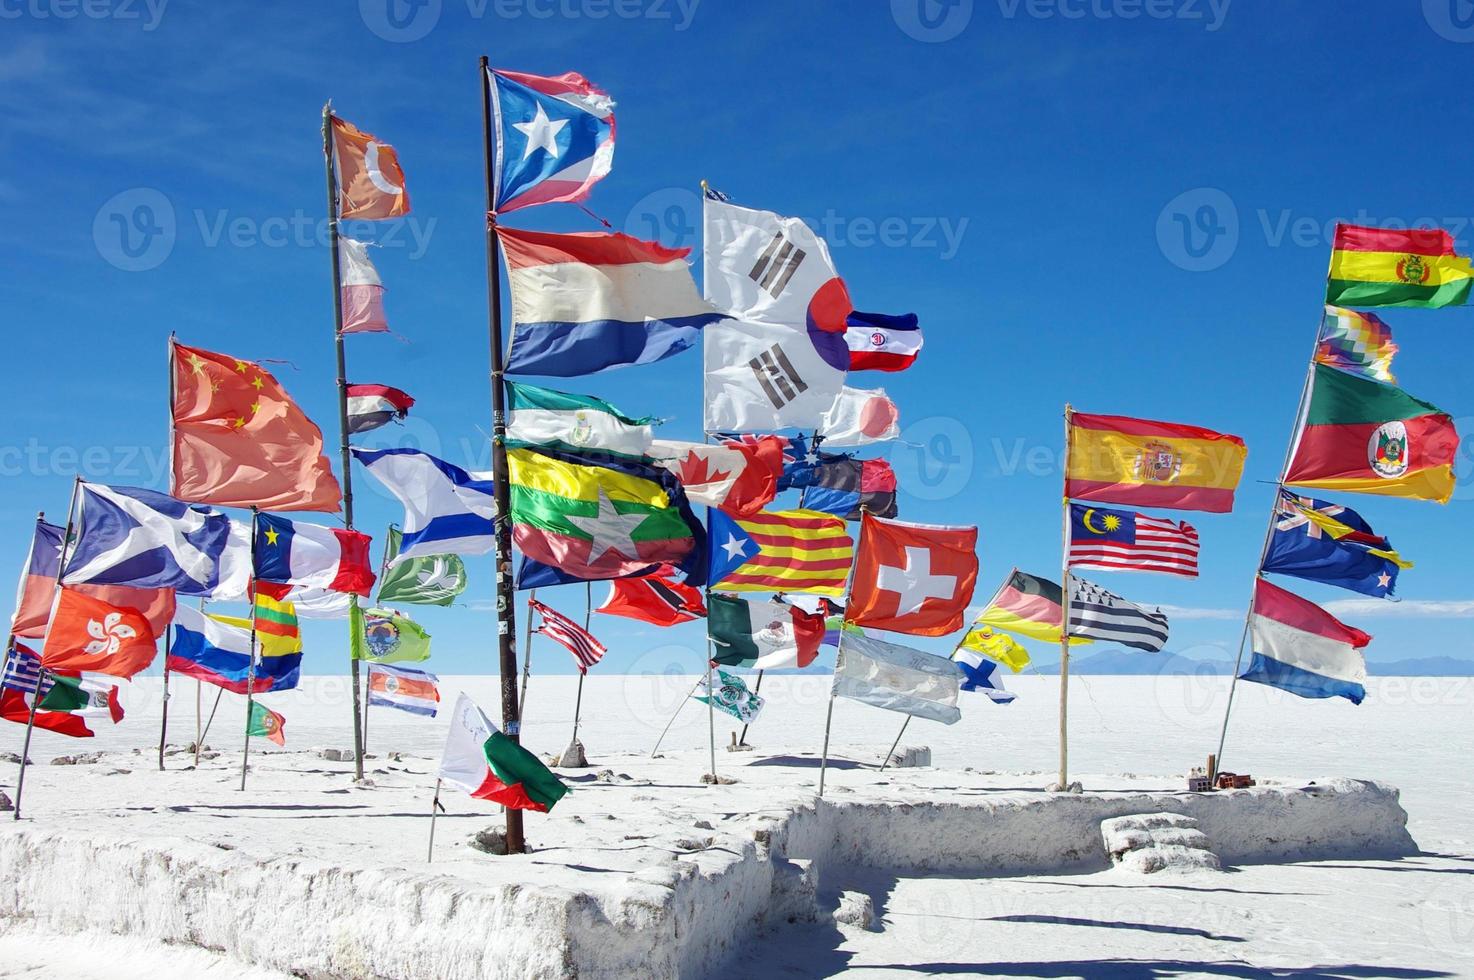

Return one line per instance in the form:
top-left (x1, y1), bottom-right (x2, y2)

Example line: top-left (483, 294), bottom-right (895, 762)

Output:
top-left (1286, 364), bottom-right (1459, 503)
top-left (707, 594), bottom-right (825, 670)
top-left (438, 693), bottom-right (567, 812)
top-left (1326, 223), bottom-right (1473, 309)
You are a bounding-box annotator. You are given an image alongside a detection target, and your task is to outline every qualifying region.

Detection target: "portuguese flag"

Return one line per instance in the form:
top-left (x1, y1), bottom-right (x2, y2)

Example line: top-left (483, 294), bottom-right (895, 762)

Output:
top-left (439, 693), bottom-right (566, 812)
top-left (1326, 223), bottom-right (1473, 309)
top-left (508, 444), bottom-right (703, 583)
top-left (247, 701), bottom-right (286, 746)
top-left (1286, 364), bottom-right (1459, 503)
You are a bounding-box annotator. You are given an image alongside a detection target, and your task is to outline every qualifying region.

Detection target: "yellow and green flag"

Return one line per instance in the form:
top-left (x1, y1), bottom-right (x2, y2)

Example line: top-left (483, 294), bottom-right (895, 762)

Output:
top-left (1326, 223), bottom-right (1473, 309)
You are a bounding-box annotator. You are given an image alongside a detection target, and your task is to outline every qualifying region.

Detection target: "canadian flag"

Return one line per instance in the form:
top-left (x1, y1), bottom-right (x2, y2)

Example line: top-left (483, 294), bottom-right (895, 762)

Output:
top-left (648, 436), bottom-right (785, 518)
top-left (847, 513), bottom-right (979, 637)
top-left (330, 115), bottom-right (410, 220)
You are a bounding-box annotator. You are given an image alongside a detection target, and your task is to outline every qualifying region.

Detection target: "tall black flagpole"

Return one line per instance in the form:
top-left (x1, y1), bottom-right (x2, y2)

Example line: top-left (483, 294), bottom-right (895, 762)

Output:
top-left (479, 55), bottom-right (525, 855)
top-left (322, 102), bottom-right (367, 783)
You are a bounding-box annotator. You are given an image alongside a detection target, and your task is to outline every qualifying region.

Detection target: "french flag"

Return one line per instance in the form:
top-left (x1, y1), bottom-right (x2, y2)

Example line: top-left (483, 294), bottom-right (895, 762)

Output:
top-left (346, 384), bottom-right (414, 434)
top-left (844, 311), bottom-right (922, 372)
top-left (499, 227), bottom-right (723, 376)
top-left (1241, 578), bottom-right (1371, 704)
top-left (253, 513), bottom-right (376, 597)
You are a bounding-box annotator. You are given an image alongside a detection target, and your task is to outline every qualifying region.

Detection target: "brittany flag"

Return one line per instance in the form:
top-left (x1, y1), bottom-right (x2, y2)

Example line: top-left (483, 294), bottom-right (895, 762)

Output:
top-left (366, 663), bottom-right (440, 717)
top-left (330, 115), bottom-right (409, 220)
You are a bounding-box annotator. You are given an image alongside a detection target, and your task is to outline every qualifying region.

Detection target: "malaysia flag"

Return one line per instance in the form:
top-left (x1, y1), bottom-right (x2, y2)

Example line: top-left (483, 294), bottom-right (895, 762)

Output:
top-left (844, 311), bottom-right (922, 372)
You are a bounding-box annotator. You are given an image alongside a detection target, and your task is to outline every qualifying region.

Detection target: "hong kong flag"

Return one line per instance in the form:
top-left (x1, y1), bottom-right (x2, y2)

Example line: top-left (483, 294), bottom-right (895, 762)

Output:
top-left (847, 513), bottom-right (978, 637)
top-left (42, 588), bottom-right (159, 679)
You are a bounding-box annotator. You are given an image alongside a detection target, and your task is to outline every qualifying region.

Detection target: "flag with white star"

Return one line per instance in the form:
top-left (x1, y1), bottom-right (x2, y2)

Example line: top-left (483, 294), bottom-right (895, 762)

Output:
top-left (1261, 490), bottom-right (1411, 598)
top-left (489, 67), bottom-right (615, 214)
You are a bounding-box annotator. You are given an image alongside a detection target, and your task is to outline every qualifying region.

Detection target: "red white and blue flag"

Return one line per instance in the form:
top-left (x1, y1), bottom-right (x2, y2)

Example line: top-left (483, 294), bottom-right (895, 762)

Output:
top-left (530, 598), bottom-right (606, 673)
top-left (366, 663), bottom-right (440, 717)
top-left (253, 513), bottom-right (376, 597)
top-left (1066, 504), bottom-right (1200, 578)
top-left (844, 311), bottom-right (922, 372)
top-left (489, 67), bottom-right (615, 214)
top-left (346, 384), bottom-right (414, 434)
top-left (1241, 578), bottom-right (1370, 704)
top-left (499, 227), bottom-right (721, 376)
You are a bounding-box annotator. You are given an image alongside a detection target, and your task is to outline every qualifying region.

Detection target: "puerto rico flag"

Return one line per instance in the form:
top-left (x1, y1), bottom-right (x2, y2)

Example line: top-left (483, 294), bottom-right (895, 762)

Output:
top-left (499, 227), bottom-right (722, 376)
top-left (489, 67), bottom-right (615, 214)
top-left (253, 513), bottom-right (375, 597)
top-left (844, 311), bottom-right (922, 372)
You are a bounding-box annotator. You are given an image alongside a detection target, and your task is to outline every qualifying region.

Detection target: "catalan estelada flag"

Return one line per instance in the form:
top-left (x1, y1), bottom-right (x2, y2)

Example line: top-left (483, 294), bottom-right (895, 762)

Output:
top-left (1285, 364), bottom-right (1459, 504)
top-left (1066, 411), bottom-right (1247, 514)
top-left (708, 508), bottom-right (854, 596)
top-left (1326, 223), bottom-right (1473, 309)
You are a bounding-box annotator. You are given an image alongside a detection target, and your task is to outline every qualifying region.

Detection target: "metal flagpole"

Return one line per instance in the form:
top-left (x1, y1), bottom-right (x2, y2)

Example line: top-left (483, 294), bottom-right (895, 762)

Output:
top-left (426, 778), bottom-right (443, 863)
top-left (1213, 327), bottom-right (1324, 778)
top-left (650, 675), bottom-right (705, 757)
top-left (818, 625), bottom-right (848, 798)
top-left (15, 478), bottom-right (82, 820)
top-left (194, 679), bottom-right (201, 760)
top-left (322, 102), bottom-right (368, 782)
top-left (361, 526), bottom-right (396, 759)
top-left (198, 687), bottom-right (223, 761)
top-left (157, 626), bottom-right (171, 771)
top-left (878, 715), bottom-right (911, 771)
top-left (567, 582), bottom-right (591, 754)
top-left (518, 590), bottom-right (536, 723)
top-left (735, 669), bottom-right (762, 747)
top-left (704, 655), bottom-right (716, 783)
top-left (240, 509), bottom-right (261, 792)
top-left (1057, 404), bottom-right (1075, 791)
top-left (479, 55), bottom-right (526, 855)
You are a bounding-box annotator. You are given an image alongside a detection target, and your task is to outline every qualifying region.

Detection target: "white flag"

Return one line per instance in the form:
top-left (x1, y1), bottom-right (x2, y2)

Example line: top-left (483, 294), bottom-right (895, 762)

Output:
top-left (832, 632), bottom-right (962, 724)
top-left (818, 386), bottom-right (901, 447)
top-left (702, 318), bottom-right (848, 433)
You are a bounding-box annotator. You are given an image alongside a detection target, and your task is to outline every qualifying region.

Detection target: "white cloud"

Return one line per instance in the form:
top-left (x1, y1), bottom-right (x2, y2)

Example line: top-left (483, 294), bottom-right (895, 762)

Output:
top-left (1155, 604), bottom-right (1239, 621)
top-left (1322, 599), bottom-right (1474, 619)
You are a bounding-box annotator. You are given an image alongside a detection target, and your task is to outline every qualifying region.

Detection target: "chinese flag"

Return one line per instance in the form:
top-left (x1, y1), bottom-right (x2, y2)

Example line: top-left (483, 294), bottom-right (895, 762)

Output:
top-left (847, 512), bottom-right (978, 637)
top-left (330, 115), bottom-right (410, 220)
top-left (42, 588), bottom-right (158, 679)
top-left (170, 339), bottom-right (342, 513)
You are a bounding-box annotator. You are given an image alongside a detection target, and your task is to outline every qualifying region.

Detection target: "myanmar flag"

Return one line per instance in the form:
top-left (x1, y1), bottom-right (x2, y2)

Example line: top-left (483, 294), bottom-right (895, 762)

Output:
top-left (438, 693), bottom-right (566, 813)
top-left (1286, 364), bottom-right (1459, 503)
top-left (1326, 223), bottom-right (1473, 309)
top-left (508, 445), bottom-right (705, 585)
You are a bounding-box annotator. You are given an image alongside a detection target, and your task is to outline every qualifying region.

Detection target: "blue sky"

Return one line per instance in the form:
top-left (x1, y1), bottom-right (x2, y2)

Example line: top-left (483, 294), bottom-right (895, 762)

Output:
top-left (3, 0), bottom-right (1472, 675)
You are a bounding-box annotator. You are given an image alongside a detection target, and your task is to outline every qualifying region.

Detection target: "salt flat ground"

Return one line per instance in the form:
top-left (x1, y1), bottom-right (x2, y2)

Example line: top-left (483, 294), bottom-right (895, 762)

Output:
top-left (1, 673), bottom-right (1471, 979)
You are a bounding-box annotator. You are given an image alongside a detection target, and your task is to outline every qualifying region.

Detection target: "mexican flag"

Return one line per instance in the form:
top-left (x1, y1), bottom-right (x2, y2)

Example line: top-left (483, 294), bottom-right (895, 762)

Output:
top-left (1286, 364), bottom-right (1459, 503)
top-left (438, 693), bottom-right (567, 812)
top-left (707, 594), bottom-right (825, 670)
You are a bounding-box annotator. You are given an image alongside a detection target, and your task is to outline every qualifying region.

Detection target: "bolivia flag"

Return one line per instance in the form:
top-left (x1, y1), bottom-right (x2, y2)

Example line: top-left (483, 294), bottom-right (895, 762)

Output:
top-left (1326, 223), bottom-right (1473, 309)
top-left (1286, 364), bottom-right (1459, 504)
top-left (438, 693), bottom-right (567, 812)
top-left (508, 445), bottom-right (704, 583)
top-left (1241, 578), bottom-right (1370, 704)
top-left (1066, 412), bottom-right (1247, 514)
top-left (707, 594), bottom-right (825, 670)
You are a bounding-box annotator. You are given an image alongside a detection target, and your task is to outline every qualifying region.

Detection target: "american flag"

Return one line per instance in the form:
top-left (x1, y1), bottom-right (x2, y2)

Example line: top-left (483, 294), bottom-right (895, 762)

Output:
top-left (1067, 503), bottom-right (1199, 577)
top-left (529, 599), bottom-right (606, 673)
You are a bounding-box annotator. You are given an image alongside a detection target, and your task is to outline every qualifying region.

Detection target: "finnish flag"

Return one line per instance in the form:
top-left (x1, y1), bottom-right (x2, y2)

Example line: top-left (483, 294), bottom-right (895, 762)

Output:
top-left (352, 448), bottom-right (499, 561)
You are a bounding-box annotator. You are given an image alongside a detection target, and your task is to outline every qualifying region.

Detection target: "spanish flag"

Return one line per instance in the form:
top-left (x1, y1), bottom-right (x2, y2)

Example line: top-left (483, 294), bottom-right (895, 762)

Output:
top-left (1285, 364), bottom-right (1458, 504)
top-left (1066, 411), bottom-right (1247, 514)
top-left (1326, 223), bottom-right (1473, 309)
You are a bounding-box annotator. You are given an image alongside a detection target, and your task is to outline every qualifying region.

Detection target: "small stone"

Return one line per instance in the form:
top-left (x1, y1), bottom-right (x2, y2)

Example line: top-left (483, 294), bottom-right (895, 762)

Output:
top-left (103, 768), bottom-right (130, 776)
top-left (834, 891), bottom-right (879, 931)
top-left (595, 769), bottom-right (616, 782)
top-left (50, 756), bottom-right (76, 766)
top-left (699, 773), bottom-right (739, 785)
top-left (555, 740), bottom-right (588, 768)
top-left (0, 791), bottom-right (12, 812)
top-left (0, 752), bottom-right (26, 765)
top-left (693, 819), bottom-right (714, 830)
top-left (388, 751), bottom-right (404, 762)
top-left (1045, 781), bottom-right (1084, 794)
top-left (470, 827), bottom-right (526, 855)
top-left (352, 777), bottom-right (376, 789)
top-left (318, 748), bottom-right (355, 762)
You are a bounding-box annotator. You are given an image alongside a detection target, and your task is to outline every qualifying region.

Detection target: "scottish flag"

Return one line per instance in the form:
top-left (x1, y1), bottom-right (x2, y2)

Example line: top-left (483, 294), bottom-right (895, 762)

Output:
top-left (61, 484), bottom-right (251, 598)
top-left (489, 67), bottom-right (615, 214)
top-left (352, 448), bottom-right (499, 561)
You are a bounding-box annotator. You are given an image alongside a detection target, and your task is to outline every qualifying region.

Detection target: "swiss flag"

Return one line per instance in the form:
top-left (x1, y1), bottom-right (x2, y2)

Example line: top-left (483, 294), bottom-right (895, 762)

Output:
top-left (848, 513), bottom-right (978, 636)
top-left (42, 589), bottom-right (158, 679)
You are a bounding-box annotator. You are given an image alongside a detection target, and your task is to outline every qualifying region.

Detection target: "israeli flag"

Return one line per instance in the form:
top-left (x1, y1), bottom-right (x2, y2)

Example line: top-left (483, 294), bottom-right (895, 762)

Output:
top-left (61, 483), bottom-right (250, 598)
top-left (352, 448), bottom-right (499, 561)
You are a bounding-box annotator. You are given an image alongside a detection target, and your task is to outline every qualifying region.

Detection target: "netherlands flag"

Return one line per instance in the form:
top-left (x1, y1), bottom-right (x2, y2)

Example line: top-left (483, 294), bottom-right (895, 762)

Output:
top-left (367, 663), bottom-right (440, 717)
top-left (499, 227), bottom-right (723, 377)
top-left (1241, 578), bottom-right (1370, 704)
top-left (844, 311), bottom-right (922, 372)
top-left (489, 67), bottom-right (615, 214)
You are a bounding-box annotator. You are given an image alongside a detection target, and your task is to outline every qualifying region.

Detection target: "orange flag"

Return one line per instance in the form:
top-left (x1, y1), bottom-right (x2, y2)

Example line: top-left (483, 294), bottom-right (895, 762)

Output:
top-left (847, 513), bottom-right (979, 637)
top-left (330, 115), bottom-right (410, 220)
top-left (42, 588), bottom-right (158, 679)
top-left (170, 339), bottom-right (342, 513)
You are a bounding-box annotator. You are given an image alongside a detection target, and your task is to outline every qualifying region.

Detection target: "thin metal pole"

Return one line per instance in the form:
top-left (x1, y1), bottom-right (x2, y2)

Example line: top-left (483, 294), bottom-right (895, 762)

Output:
top-left (239, 509), bottom-right (261, 792)
top-left (817, 691), bottom-right (836, 798)
top-left (736, 669), bottom-right (763, 747)
top-left (1058, 404), bottom-right (1074, 790)
top-left (198, 687), bottom-right (223, 757)
top-left (322, 103), bottom-right (367, 782)
top-left (157, 627), bottom-right (171, 771)
top-left (518, 590), bottom-right (536, 723)
top-left (705, 658), bottom-right (716, 782)
top-left (194, 678), bottom-right (201, 761)
top-left (13, 673), bottom-right (43, 820)
top-left (427, 778), bottom-right (442, 863)
top-left (479, 55), bottom-right (524, 856)
top-left (568, 582), bottom-right (592, 750)
top-left (879, 715), bottom-right (911, 771)
top-left (650, 675), bottom-right (705, 757)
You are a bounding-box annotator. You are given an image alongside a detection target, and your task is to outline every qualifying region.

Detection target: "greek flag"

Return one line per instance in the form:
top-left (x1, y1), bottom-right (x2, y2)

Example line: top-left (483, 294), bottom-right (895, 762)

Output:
top-left (1067, 576), bottom-right (1170, 653)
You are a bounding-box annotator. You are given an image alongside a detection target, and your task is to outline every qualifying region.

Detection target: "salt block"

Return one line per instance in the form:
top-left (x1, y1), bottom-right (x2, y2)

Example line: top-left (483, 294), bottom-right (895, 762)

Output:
top-left (886, 745), bottom-right (931, 768)
top-left (834, 890), bottom-right (879, 931)
top-left (770, 858), bottom-right (819, 924)
top-left (556, 740), bottom-right (589, 768)
top-left (1101, 812), bottom-right (1221, 873)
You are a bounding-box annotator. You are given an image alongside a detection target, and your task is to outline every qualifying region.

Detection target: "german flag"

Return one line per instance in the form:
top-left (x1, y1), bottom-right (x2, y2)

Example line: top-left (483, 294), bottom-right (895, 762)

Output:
top-left (1326, 223), bottom-right (1473, 309)
top-left (970, 569), bottom-right (1090, 647)
top-left (708, 508), bottom-right (853, 596)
